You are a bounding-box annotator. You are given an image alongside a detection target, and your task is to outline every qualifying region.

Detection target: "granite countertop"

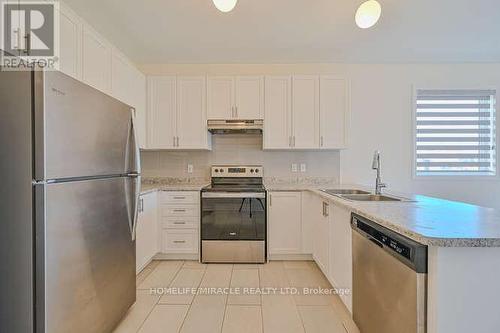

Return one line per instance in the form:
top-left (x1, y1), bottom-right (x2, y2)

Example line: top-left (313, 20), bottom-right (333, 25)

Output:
top-left (310, 188), bottom-right (500, 248)
top-left (140, 177), bottom-right (209, 195)
top-left (140, 177), bottom-right (500, 247)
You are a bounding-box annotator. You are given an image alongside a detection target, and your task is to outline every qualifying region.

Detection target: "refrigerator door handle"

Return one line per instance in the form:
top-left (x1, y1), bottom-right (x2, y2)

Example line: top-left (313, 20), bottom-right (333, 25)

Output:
top-left (128, 109), bottom-right (141, 241)
top-left (131, 174), bottom-right (140, 241)
top-left (130, 109), bottom-right (141, 175)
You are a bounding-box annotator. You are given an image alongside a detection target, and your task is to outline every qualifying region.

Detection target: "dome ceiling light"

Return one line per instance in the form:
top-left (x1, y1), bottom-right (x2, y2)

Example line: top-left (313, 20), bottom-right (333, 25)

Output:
top-left (212, 0), bottom-right (238, 13)
top-left (355, 0), bottom-right (382, 29)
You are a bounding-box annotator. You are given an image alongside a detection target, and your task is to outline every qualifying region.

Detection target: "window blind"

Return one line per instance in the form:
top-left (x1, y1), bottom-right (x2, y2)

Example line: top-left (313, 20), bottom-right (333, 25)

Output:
top-left (416, 89), bottom-right (497, 176)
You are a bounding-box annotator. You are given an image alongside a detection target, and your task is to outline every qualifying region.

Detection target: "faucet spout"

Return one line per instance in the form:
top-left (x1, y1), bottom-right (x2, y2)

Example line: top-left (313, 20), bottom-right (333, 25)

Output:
top-left (372, 151), bottom-right (387, 195)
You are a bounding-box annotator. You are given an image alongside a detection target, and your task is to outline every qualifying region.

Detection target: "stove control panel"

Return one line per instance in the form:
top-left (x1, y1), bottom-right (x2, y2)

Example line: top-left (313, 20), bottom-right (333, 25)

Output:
top-left (211, 166), bottom-right (263, 178)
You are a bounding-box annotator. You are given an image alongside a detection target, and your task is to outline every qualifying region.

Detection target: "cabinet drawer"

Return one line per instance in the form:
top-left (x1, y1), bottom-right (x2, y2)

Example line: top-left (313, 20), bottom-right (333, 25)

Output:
top-left (162, 230), bottom-right (198, 254)
top-left (161, 204), bottom-right (199, 217)
top-left (162, 216), bottom-right (199, 229)
top-left (161, 191), bottom-right (199, 204)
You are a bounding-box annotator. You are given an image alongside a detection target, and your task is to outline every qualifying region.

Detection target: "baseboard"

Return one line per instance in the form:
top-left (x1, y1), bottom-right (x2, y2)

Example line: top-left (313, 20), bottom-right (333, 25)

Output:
top-left (268, 253), bottom-right (314, 261)
top-left (136, 257), bottom-right (154, 274)
top-left (154, 253), bottom-right (200, 261)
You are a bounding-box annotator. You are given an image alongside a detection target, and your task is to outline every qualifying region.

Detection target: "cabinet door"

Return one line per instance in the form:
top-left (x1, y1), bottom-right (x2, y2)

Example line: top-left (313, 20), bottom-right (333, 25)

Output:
top-left (111, 49), bottom-right (134, 105)
top-left (147, 76), bottom-right (176, 149)
top-left (312, 196), bottom-right (329, 275)
top-left (136, 192), bottom-right (158, 273)
top-left (329, 205), bottom-right (353, 312)
top-left (81, 24), bottom-right (111, 93)
top-left (235, 76), bottom-right (264, 119)
top-left (131, 69), bottom-right (147, 149)
top-left (268, 192), bottom-right (302, 255)
top-left (320, 76), bottom-right (348, 149)
top-left (177, 76), bottom-right (208, 149)
top-left (58, 3), bottom-right (81, 79)
top-left (301, 191), bottom-right (314, 254)
top-left (264, 76), bottom-right (292, 149)
top-left (292, 75), bottom-right (319, 149)
top-left (207, 76), bottom-right (234, 119)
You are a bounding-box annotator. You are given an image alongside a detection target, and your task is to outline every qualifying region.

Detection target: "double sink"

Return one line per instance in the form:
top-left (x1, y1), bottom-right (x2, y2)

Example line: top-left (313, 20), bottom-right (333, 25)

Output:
top-left (321, 189), bottom-right (410, 202)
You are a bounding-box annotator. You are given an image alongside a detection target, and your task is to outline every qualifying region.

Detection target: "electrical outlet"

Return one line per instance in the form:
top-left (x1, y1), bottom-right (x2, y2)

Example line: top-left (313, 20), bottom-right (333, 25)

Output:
top-left (187, 164), bottom-right (194, 174)
top-left (300, 164), bottom-right (307, 173)
top-left (291, 164), bottom-right (298, 172)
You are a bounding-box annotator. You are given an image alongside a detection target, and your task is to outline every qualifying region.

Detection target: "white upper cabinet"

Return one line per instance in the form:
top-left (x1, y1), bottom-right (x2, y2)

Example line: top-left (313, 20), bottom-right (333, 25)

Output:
top-left (55, 2), bottom-right (148, 146)
top-left (58, 3), bottom-right (81, 79)
top-left (207, 76), bottom-right (234, 119)
top-left (81, 24), bottom-right (111, 93)
top-left (207, 76), bottom-right (264, 120)
top-left (320, 77), bottom-right (349, 149)
top-left (264, 76), bottom-right (292, 149)
top-left (148, 76), bottom-right (177, 149)
top-left (111, 49), bottom-right (147, 148)
top-left (176, 76), bottom-right (209, 149)
top-left (147, 76), bottom-right (210, 150)
top-left (235, 76), bottom-right (264, 119)
top-left (130, 69), bottom-right (147, 149)
top-left (111, 50), bottom-right (135, 104)
top-left (292, 75), bottom-right (320, 149)
top-left (264, 75), bottom-right (348, 150)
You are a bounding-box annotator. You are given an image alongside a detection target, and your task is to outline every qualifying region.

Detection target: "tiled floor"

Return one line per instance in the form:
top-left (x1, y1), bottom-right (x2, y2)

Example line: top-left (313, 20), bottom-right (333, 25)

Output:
top-left (114, 261), bottom-right (360, 333)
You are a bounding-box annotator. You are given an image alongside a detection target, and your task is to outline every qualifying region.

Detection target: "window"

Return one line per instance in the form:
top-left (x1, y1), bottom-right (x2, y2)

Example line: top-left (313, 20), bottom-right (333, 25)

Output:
top-left (415, 89), bottom-right (497, 176)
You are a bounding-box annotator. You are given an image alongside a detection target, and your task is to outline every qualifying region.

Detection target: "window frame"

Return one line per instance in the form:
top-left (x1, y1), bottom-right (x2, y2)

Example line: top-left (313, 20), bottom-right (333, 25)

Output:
top-left (411, 85), bottom-right (499, 180)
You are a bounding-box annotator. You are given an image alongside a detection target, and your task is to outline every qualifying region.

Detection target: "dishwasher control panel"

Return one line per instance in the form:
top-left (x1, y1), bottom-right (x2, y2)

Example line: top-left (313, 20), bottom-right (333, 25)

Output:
top-left (352, 213), bottom-right (428, 274)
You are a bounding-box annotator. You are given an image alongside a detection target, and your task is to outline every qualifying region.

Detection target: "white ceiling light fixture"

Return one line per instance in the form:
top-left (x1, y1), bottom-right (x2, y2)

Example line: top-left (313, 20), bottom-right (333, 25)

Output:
top-left (355, 0), bottom-right (382, 29)
top-left (212, 0), bottom-right (238, 13)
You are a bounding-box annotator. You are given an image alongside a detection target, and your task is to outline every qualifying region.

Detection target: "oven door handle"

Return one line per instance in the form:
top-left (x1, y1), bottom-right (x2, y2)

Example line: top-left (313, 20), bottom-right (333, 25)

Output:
top-left (202, 192), bottom-right (266, 199)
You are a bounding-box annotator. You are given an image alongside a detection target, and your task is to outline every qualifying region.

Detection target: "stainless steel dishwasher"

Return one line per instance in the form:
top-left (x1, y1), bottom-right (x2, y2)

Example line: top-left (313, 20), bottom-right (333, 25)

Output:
top-left (351, 214), bottom-right (428, 333)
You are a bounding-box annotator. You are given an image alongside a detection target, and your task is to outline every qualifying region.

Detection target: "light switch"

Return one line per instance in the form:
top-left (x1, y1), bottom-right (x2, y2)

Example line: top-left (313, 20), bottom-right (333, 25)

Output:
top-left (292, 164), bottom-right (298, 172)
top-left (187, 164), bottom-right (194, 174)
top-left (300, 164), bottom-right (307, 173)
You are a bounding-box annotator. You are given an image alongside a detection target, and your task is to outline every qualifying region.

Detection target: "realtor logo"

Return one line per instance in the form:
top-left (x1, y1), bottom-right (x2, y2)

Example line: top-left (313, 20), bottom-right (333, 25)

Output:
top-left (1, 1), bottom-right (59, 70)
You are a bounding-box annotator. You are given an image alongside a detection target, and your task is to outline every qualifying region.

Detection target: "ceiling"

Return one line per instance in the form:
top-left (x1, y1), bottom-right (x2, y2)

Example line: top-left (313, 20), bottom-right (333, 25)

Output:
top-left (63, 0), bottom-right (500, 64)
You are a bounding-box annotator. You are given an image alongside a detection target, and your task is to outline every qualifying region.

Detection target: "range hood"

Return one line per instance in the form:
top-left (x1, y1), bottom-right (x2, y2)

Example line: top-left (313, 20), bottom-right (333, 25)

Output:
top-left (207, 120), bottom-right (263, 134)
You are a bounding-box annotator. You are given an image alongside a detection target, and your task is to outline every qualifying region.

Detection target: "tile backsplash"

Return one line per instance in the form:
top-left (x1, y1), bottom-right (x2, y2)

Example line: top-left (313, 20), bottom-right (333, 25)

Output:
top-left (141, 134), bottom-right (340, 182)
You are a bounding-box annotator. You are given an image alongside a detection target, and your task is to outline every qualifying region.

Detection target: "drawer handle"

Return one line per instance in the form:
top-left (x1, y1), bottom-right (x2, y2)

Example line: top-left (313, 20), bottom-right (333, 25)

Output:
top-left (173, 196), bottom-right (186, 199)
top-left (173, 240), bottom-right (186, 244)
top-left (229, 232), bottom-right (237, 236)
top-left (173, 209), bottom-right (186, 212)
top-left (173, 222), bottom-right (186, 225)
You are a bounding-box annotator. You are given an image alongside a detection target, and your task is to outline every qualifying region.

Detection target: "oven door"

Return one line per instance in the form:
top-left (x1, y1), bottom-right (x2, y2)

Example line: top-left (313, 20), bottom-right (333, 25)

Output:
top-left (201, 192), bottom-right (266, 241)
top-left (201, 192), bottom-right (266, 263)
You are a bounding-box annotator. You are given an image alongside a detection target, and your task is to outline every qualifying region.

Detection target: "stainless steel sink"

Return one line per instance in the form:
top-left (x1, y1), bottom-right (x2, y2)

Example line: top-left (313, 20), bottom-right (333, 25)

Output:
top-left (340, 194), bottom-right (406, 202)
top-left (322, 189), bottom-right (371, 195)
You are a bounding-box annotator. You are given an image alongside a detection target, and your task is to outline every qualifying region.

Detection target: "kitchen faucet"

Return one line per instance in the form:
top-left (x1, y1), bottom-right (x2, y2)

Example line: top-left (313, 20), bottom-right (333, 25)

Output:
top-left (372, 151), bottom-right (387, 195)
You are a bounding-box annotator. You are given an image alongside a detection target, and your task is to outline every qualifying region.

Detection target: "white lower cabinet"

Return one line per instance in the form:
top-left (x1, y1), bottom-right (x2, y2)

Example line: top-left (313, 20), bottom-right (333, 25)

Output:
top-left (268, 191), bottom-right (303, 255)
top-left (162, 230), bottom-right (198, 254)
top-left (136, 191), bottom-right (158, 273)
top-left (328, 204), bottom-right (353, 313)
top-left (303, 192), bottom-right (353, 313)
top-left (159, 191), bottom-right (200, 257)
top-left (312, 194), bottom-right (330, 276)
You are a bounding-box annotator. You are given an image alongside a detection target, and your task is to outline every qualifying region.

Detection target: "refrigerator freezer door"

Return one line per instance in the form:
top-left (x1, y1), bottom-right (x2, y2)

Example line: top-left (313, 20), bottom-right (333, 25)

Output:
top-left (37, 177), bottom-right (137, 333)
top-left (34, 71), bottom-right (138, 181)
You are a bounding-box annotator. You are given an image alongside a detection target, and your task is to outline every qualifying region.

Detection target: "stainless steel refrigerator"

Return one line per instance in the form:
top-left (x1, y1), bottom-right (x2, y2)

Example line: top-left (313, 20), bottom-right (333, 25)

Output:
top-left (0, 70), bottom-right (141, 333)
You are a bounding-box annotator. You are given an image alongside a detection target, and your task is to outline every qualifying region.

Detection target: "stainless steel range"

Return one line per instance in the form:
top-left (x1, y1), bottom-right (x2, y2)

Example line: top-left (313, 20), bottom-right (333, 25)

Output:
top-left (201, 166), bottom-right (266, 263)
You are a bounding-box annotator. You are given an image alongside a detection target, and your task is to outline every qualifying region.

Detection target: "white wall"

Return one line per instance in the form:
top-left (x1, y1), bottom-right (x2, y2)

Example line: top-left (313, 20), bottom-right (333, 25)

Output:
top-left (140, 63), bottom-right (500, 208)
top-left (141, 134), bottom-right (340, 181)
